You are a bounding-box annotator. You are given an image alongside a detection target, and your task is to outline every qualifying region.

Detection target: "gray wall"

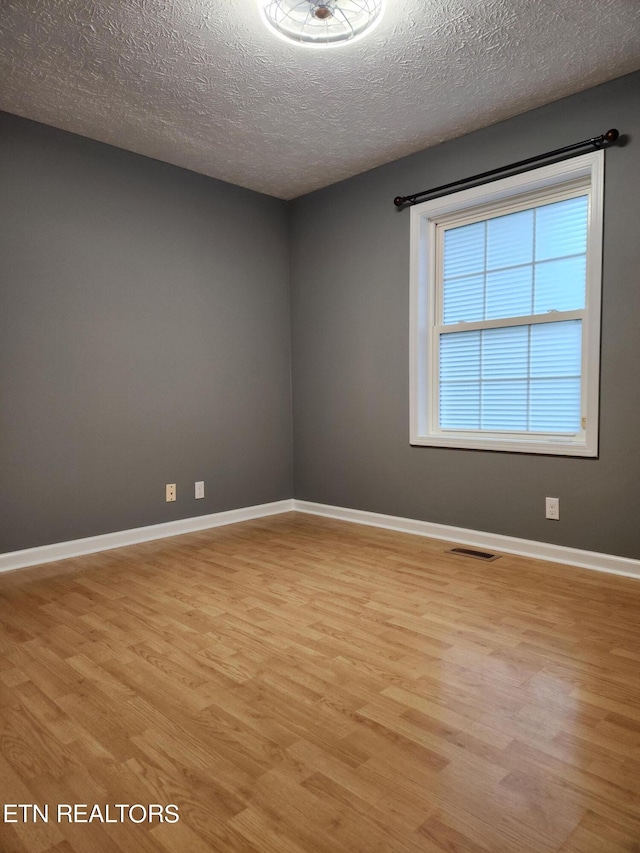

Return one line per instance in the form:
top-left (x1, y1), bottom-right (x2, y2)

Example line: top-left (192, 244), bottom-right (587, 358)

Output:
top-left (3, 72), bottom-right (639, 561)
top-left (0, 112), bottom-right (293, 553)
top-left (290, 71), bottom-right (640, 560)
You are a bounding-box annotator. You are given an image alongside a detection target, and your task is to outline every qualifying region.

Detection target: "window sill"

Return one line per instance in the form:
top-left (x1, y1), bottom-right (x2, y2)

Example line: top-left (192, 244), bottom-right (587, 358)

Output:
top-left (410, 433), bottom-right (597, 457)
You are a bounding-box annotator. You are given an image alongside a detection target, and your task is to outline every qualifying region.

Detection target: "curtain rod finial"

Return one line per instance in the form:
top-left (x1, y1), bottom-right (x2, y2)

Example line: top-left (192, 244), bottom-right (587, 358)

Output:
top-left (394, 196), bottom-right (406, 207)
top-left (604, 128), bottom-right (619, 144)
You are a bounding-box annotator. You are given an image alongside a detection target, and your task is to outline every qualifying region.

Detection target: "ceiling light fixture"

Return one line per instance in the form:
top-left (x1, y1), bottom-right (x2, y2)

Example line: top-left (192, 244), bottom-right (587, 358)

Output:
top-left (260, 0), bottom-right (384, 49)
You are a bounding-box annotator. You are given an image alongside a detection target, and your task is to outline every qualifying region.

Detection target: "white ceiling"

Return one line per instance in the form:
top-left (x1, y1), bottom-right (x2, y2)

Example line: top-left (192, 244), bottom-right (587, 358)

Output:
top-left (1, 0), bottom-right (639, 199)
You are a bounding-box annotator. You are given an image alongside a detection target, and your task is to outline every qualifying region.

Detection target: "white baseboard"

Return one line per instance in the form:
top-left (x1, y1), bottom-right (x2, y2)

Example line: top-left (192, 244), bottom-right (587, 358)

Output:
top-left (0, 499), bottom-right (295, 574)
top-left (2, 497), bottom-right (638, 580)
top-left (293, 500), bottom-right (640, 579)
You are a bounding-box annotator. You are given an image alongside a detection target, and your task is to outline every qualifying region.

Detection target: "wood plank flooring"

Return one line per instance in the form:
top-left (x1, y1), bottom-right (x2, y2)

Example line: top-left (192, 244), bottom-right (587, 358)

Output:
top-left (1, 512), bottom-right (640, 852)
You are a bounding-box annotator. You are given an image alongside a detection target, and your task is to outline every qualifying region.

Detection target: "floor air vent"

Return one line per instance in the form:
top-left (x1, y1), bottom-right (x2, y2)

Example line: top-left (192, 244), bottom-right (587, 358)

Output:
top-left (448, 547), bottom-right (500, 561)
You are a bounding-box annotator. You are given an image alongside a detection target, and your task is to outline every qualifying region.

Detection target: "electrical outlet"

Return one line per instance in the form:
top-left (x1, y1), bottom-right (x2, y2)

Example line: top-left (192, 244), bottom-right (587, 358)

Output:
top-left (166, 483), bottom-right (176, 502)
top-left (545, 497), bottom-right (559, 520)
top-left (195, 481), bottom-right (205, 500)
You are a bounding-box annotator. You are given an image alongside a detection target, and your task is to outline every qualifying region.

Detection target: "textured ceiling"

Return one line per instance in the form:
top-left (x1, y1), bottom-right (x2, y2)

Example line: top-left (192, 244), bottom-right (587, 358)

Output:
top-left (1, 0), bottom-right (639, 199)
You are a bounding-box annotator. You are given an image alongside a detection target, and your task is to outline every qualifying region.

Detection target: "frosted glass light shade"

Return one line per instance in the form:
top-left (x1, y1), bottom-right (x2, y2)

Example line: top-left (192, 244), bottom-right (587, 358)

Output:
top-left (260, 0), bottom-right (384, 48)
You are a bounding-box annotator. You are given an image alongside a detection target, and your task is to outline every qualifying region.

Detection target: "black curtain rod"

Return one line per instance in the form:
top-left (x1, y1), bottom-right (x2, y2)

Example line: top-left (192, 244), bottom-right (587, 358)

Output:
top-left (393, 128), bottom-right (620, 209)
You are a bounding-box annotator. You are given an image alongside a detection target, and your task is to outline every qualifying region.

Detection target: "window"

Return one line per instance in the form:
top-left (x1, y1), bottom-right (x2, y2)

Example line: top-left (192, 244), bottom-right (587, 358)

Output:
top-left (410, 151), bottom-right (604, 456)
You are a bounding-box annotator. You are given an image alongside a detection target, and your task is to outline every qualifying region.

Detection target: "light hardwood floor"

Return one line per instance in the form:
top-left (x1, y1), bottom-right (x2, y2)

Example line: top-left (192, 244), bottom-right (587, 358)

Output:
top-left (1, 512), bottom-right (640, 852)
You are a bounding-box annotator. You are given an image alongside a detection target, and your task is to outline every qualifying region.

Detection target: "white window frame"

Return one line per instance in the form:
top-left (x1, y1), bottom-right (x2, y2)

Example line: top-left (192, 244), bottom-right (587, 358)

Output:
top-left (409, 150), bottom-right (604, 456)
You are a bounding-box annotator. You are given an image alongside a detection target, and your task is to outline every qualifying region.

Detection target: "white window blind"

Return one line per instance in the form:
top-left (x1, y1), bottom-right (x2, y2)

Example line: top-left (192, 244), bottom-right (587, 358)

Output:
top-left (410, 151), bottom-right (604, 456)
top-left (439, 196), bottom-right (587, 434)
